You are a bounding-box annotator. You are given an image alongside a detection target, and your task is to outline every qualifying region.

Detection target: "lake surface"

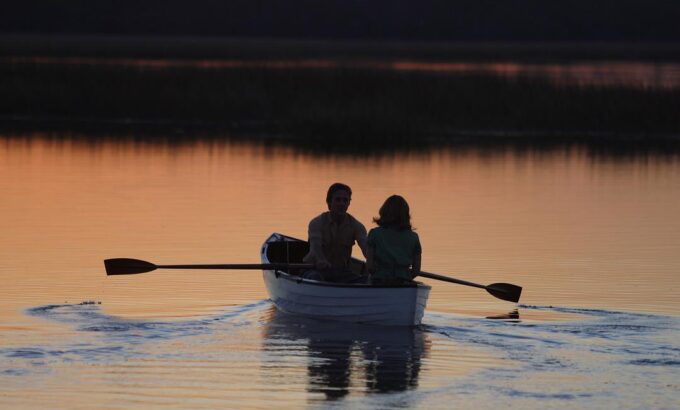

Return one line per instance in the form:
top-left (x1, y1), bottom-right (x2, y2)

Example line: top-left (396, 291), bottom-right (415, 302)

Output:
top-left (1, 136), bottom-right (679, 408)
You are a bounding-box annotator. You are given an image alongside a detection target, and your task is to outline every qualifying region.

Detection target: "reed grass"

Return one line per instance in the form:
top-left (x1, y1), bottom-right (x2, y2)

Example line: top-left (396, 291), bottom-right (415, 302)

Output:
top-left (1, 61), bottom-right (678, 148)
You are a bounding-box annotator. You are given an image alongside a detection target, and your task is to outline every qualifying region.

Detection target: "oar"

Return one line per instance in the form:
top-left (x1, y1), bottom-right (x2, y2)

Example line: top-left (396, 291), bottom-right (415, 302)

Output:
top-left (417, 271), bottom-right (522, 303)
top-left (104, 259), bottom-right (522, 303)
top-left (104, 258), bottom-right (313, 276)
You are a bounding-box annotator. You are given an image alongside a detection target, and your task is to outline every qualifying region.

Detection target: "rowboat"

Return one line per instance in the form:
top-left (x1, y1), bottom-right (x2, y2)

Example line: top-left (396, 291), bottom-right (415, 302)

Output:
top-left (105, 237), bottom-right (519, 323)
top-left (260, 233), bottom-right (431, 326)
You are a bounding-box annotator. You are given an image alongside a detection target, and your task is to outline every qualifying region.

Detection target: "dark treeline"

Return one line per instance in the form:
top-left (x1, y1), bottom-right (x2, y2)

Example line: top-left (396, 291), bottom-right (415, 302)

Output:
top-left (3, 36), bottom-right (680, 62)
top-left (3, 0), bottom-right (680, 43)
top-left (1, 63), bottom-right (678, 148)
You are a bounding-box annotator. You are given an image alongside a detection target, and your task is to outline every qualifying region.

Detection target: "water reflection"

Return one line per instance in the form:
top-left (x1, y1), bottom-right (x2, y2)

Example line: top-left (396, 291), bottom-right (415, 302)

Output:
top-left (4, 132), bottom-right (680, 161)
top-left (262, 308), bottom-right (429, 401)
top-left (2, 134), bottom-right (680, 321)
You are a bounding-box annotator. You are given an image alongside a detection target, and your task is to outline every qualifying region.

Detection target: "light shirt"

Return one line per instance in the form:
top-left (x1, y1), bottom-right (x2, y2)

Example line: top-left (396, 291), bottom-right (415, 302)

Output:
top-left (303, 212), bottom-right (367, 270)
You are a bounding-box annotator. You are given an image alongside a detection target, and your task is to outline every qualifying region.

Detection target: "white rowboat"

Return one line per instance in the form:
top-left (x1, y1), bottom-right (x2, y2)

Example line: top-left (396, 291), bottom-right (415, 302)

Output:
top-left (261, 233), bottom-right (431, 326)
top-left (104, 236), bottom-right (519, 323)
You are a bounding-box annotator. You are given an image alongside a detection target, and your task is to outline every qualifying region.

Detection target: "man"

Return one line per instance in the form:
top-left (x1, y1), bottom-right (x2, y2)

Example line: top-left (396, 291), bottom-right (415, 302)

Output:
top-left (303, 183), bottom-right (368, 282)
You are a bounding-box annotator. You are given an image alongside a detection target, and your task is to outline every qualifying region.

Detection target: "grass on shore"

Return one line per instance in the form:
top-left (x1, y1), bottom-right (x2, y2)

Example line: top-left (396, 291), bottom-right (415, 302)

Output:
top-left (1, 61), bottom-right (679, 148)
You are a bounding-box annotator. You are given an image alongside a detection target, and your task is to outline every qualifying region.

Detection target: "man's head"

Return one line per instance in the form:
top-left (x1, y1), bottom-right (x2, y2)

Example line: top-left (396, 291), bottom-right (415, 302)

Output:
top-left (326, 183), bottom-right (352, 214)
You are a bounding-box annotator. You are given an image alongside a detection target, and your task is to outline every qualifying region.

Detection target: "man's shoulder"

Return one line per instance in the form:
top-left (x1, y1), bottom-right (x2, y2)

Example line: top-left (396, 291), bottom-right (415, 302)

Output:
top-left (347, 214), bottom-right (367, 241)
top-left (309, 212), bottom-right (329, 225)
top-left (347, 213), bottom-right (366, 229)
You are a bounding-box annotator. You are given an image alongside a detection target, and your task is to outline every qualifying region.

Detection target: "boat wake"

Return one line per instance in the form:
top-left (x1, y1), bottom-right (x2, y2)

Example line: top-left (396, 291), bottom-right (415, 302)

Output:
top-left (417, 305), bottom-right (680, 408)
top-left (2, 302), bottom-right (678, 409)
top-left (1, 301), bottom-right (269, 370)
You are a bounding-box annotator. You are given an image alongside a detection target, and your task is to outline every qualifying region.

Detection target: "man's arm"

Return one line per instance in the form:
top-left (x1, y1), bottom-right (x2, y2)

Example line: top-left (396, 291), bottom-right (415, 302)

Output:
top-left (306, 216), bottom-right (331, 269)
top-left (355, 222), bottom-right (368, 260)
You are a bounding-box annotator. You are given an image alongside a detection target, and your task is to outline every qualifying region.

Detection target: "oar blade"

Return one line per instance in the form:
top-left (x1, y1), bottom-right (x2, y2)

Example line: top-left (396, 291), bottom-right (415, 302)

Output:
top-left (105, 258), bottom-right (157, 276)
top-left (486, 283), bottom-right (523, 303)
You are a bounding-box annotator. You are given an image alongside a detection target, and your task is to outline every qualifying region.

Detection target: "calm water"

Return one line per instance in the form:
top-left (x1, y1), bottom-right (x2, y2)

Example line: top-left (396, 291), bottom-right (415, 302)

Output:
top-left (1, 136), bottom-right (679, 408)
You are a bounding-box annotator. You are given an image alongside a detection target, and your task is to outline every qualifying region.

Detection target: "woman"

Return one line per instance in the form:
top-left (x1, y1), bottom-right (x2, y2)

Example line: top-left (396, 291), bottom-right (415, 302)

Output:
top-left (366, 195), bottom-right (421, 285)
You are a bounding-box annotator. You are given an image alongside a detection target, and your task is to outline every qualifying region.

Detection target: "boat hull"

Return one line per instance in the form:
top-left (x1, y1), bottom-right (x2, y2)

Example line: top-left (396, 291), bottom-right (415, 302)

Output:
top-left (261, 233), bottom-right (430, 326)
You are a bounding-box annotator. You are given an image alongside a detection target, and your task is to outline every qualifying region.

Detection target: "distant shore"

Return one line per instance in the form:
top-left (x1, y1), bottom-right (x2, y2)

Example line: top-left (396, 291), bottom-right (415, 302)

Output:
top-left (1, 39), bottom-right (679, 150)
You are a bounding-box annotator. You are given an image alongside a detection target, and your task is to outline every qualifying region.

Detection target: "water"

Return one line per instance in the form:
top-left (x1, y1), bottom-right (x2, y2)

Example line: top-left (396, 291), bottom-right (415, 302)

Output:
top-left (9, 56), bottom-right (680, 89)
top-left (1, 136), bottom-right (679, 408)
top-left (2, 304), bottom-right (678, 408)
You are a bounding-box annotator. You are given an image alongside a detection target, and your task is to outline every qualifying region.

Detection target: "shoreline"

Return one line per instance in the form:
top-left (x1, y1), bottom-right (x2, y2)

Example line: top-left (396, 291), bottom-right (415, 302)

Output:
top-left (3, 116), bottom-right (680, 156)
top-left (2, 51), bottom-right (679, 151)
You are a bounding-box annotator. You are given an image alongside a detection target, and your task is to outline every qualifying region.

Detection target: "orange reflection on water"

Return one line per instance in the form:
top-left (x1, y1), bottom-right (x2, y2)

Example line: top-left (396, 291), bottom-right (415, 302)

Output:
top-left (2, 135), bottom-right (679, 410)
top-left (1, 137), bottom-right (680, 321)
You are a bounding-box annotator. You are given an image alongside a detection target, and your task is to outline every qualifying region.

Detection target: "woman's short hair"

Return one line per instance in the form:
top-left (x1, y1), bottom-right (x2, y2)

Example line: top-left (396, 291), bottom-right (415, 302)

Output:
top-left (373, 195), bottom-right (412, 230)
top-left (326, 182), bottom-right (352, 205)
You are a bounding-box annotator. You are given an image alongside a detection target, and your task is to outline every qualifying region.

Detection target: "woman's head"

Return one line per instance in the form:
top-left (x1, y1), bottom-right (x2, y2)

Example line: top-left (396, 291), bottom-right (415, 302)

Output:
top-left (374, 195), bottom-right (412, 230)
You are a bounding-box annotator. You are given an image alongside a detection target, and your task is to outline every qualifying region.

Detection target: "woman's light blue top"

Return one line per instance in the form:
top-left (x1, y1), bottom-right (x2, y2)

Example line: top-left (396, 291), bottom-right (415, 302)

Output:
top-left (367, 226), bottom-right (421, 280)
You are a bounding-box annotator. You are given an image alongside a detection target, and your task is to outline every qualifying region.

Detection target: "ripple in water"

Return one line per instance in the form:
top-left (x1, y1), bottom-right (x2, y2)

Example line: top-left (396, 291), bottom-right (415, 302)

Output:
top-left (0, 302), bottom-right (678, 409)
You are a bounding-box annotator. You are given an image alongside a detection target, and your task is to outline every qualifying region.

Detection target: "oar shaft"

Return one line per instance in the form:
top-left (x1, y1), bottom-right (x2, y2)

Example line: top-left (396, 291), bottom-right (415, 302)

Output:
top-left (418, 271), bottom-right (487, 289)
top-left (104, 258), bottom-right (315, 276)
top-left (157, 263), bottom-right (313, 270)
